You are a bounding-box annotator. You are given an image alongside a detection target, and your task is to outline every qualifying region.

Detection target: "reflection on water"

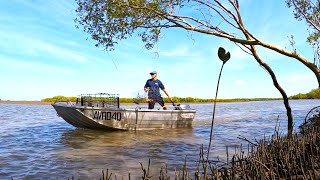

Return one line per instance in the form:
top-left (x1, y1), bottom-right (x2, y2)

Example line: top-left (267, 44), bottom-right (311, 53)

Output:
top-left (59, 128), bottom-right (200, 178)
top-left (0, 100), bottom-right (319, 179)
top-left (61, 128), bottom-right (196, 148)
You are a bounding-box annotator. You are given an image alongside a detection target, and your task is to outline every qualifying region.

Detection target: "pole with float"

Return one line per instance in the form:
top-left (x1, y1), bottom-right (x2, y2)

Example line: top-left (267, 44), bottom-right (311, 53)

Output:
top-left (204, 47), bottom-right (231, 178)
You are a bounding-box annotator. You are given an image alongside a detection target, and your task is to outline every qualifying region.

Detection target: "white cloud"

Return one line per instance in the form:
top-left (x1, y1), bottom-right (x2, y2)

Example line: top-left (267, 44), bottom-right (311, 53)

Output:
top-left (29, 40), bottom-right (89, 63)
top-left (0, 56), bottom-right (76, 75)
top-left (287, 75), bottom-right (306, 82)
top-left (234, 80), bottom-right (246, 86)
top-left (230, 46), bottom-right (250, 61)
top-left (276, 72), bottom-right (318, 96)
top-left (0, 30), bottom-right (88, 63)
top-left (0, 0), bottom-right (317, 100)
top-left (283, 73), bottom-right (314, 83)
top-left (159, 45), bottom-right (201, 57)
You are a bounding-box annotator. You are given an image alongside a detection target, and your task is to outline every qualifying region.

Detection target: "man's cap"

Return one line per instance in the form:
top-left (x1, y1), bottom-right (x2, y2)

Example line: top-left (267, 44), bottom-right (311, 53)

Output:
top-left (150, 71), bottom-right (157, 75)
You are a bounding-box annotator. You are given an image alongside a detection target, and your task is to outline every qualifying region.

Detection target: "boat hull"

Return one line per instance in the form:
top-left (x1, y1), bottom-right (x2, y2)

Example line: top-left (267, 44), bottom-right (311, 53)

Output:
top-left (52, 103), bottom-right (196, 130)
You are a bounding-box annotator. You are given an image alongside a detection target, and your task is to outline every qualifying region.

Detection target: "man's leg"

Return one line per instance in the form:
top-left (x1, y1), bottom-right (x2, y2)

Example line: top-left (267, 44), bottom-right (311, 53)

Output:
top-left (147, 96), bottom-right (155, 109)
top-left (148, 102), bottom-right (155, 109)
top-left (157, 97), bottom-right (166, 110)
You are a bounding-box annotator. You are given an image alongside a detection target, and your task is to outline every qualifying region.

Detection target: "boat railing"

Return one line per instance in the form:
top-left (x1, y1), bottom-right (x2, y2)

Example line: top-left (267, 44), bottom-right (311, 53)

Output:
top-left (76, 93), bottom-right (120, 109)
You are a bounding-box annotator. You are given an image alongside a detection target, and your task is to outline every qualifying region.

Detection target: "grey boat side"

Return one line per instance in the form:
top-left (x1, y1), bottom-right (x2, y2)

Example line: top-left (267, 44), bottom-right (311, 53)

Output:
top-left (52, 102), bottom-right (196, 130)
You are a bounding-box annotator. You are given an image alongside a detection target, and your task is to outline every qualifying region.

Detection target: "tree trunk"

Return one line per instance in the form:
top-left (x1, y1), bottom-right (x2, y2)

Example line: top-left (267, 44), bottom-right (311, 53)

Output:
top-left (317, 73), bottom-right (320, 88)
top-left (250, 46), bottom-right (293, 136)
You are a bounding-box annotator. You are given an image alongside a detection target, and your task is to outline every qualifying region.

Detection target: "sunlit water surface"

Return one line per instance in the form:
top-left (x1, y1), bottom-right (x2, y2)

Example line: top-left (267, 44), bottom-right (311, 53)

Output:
top-left (0, 100), bottom-right (318, 179)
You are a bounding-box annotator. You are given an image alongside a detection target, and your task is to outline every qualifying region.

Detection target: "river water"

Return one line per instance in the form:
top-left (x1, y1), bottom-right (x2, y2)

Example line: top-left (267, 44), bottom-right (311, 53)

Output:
top-left (0, 100), bottom-right (318, 179)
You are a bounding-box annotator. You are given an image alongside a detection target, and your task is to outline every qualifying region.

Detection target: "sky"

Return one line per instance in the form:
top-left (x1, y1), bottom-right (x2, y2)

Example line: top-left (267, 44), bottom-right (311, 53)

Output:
top-left (0, 0), bottom-right (317, 101)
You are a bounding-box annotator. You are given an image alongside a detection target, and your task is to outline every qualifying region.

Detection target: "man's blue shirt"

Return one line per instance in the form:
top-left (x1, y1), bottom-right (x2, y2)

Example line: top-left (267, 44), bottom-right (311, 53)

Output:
top-left (144, 79), bottom-right (165, 97)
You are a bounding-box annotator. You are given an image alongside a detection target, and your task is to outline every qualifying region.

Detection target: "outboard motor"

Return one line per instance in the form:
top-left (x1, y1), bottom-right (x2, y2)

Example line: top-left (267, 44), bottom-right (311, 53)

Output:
top-left (174, 104), bottom-right (191, 110)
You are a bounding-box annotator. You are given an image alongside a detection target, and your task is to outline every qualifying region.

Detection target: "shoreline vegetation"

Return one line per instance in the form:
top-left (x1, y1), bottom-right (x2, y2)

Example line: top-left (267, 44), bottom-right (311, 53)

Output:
top-left (0, 97), bottom-right (309, 105)
top-left (31, 88), bottom-right (320, 103)
top-left (0, 88), bottom-right (319, 105)
top-left (41, 96), bottom-right (284, 104)
top-left (0, 100), bottom-right (52, 105)
top-left (95, 124), bottom-right (320, 179)
top-left (0, 97), bottom-right (285, 105)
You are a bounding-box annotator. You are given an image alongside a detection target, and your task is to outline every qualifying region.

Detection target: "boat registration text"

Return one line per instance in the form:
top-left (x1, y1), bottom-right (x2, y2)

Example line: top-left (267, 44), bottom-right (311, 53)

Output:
top-left (93, 111), bottom-right (122, 121)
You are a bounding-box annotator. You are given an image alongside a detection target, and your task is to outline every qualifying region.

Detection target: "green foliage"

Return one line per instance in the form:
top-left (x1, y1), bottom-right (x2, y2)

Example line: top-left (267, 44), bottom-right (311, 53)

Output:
top-left (42, 95), bottom-right (281, 103)
top-left (290, 88), bottom-right (320, 99)
top-left (164, 96), bottom-right (281, 103)
top-left (290, 93), bottom-right (308, 99)
top-left (75, 0), bottom-right (184, 51)
top-left (286, 0), bottom-right (320, 68)
top-left (119, 98), bottom-right (135, 103)
top-left (41, 96), bottom-right (77, 102)
top-left (286, 0), bottom-right (320, 41)
top-left (306, 88), bottom-right (320, 98)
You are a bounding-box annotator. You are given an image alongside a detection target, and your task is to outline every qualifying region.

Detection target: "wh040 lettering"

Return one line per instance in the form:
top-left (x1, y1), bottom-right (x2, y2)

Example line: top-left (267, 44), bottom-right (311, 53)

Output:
top-left (93, 111), bottom-right (122, 121)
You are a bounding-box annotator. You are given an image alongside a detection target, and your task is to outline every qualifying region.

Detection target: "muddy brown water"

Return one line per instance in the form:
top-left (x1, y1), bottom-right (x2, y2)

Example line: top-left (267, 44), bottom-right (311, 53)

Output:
top-left (0, 100), bottom-right (318, 179)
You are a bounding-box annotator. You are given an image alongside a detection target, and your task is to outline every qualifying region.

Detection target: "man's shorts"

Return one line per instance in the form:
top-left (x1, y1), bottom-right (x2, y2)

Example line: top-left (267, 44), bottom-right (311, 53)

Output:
top-left (148, 96), bottom-right (165, 109)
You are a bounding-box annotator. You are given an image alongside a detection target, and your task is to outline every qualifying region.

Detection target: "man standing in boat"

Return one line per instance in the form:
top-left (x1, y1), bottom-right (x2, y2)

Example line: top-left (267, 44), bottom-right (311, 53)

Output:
top-left (144, 71), bottom-right (173, 110)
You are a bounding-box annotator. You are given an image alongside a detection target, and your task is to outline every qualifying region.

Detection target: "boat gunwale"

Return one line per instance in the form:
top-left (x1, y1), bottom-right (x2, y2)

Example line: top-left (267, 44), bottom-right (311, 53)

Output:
top-left (52, 103), bottom-right (196, 113)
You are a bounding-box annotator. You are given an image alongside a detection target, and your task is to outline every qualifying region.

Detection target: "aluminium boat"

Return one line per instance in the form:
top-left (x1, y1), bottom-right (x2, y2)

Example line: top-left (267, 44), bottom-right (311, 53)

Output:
top-left (52, 93), bottom-right (196, 130)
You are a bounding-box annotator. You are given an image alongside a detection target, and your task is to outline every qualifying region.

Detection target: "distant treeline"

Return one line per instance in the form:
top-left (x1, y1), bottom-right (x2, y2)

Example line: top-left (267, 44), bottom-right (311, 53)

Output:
top-left (41, 89), bottom-right (320, 103)
top-left (41, 95), bottom-right (281, 103)
top-left (163, 97), bottom-right (282, 103)
top-left (289, 88), bottom-right (320, 99)
top-left (42, 96), bottom-right (77, 102)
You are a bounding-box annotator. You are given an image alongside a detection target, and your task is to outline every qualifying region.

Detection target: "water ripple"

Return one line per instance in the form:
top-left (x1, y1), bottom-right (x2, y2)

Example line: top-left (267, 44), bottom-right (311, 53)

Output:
top-left (0, 100), bottom-right (318, 179)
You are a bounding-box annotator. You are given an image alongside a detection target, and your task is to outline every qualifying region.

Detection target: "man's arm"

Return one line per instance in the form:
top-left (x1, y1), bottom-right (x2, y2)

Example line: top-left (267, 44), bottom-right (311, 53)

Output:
top-left (162, 89), bottom-right (173, 102)
top-left (144, 80), bottom-right (149, 92)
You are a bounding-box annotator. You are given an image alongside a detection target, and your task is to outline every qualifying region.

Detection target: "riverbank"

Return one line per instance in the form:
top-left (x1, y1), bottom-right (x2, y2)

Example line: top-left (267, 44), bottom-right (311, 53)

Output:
top-left (0, 100), bottom-right (141, 106)
top-left (0, 99), bottom-right (302, 106)
top-left (0, 100), bottom-right (52, 105)
top-left (0, 100), bottom-right (277, 106)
